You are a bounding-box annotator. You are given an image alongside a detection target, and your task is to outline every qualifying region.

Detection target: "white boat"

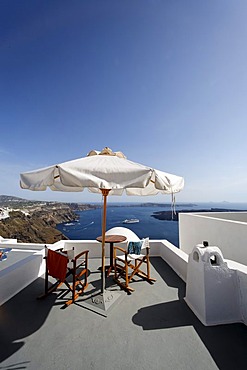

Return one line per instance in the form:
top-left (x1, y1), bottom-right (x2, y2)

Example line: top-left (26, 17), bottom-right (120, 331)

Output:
top-left (122, 219), bottom-right (139, 224)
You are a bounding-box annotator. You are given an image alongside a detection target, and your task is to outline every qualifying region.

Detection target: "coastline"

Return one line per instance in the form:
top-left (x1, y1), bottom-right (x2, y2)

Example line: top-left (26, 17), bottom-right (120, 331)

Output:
top-left (151, 208), bottom-right (247, 221)
top-left (2, 195), bottom-right (247, 244)
top-left (0, 196), bottom-right (100, 243)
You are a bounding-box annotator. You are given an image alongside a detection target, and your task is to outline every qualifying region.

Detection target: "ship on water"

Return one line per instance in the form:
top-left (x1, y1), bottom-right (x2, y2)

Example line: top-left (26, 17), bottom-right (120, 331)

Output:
top-left (122, 218), bottom-right (139, 224)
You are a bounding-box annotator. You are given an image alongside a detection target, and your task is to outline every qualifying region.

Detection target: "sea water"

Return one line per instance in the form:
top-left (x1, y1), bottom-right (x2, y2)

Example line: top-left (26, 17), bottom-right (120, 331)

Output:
top-left (56, 202), bottom-right (247, 247)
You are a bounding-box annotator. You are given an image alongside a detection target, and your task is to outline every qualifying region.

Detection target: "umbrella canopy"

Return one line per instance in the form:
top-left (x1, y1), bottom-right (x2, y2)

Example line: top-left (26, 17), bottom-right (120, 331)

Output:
top-left (20, 148), bottom-right (184, 195)
top-left (20, 147), bottom-right (184, 297)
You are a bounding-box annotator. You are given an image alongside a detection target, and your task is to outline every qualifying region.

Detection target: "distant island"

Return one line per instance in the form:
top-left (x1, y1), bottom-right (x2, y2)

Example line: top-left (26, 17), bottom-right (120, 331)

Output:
top-left (107, 202), bottom-right (197, 208)
top-left (151, 208), bottom-right (247, 221)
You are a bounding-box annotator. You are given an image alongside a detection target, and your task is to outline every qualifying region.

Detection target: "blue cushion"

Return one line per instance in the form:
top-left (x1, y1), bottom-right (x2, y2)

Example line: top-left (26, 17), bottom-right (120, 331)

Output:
top-left (0, 248), bottom-right (12, 253)
top-left (0, 247), bottom-right (12, 262)
top-left (128, 241), bottom-right (143, 255)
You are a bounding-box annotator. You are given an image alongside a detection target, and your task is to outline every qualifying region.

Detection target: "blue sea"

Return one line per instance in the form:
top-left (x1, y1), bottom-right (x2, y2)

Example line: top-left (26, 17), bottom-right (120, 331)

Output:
top-left (56, 202), bottom-right (247, 247)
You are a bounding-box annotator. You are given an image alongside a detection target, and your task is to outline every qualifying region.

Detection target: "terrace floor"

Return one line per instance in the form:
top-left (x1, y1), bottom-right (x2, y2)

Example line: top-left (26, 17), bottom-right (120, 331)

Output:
top-left (1, 257), bottom-right (247, 370)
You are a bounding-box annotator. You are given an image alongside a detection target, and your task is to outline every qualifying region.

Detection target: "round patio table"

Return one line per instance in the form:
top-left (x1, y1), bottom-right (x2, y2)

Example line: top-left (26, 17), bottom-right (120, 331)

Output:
top-left (96, 234), bottom-right (127, 276)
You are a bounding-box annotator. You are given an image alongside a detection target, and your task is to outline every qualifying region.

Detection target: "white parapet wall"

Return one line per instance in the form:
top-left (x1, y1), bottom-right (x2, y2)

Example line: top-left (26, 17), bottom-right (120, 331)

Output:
top-left (57, 238), bottom-right (188, 281)
top-left (154, 240), bottom-right (188, 282)
top-left (0, 236), bottom-right (17, 243)
top-left (55, 239), bottom-right (124, 258)
top-left (0, 248), bottom-right (45, 305)
top-left (179, 212), bottom-right (247, 265)
top-left (225, 259), bottom-right (247, 325)
top-left (185, 245), bottom-right (247, 326)
top-left (0, 237), bottom-right (189, 306)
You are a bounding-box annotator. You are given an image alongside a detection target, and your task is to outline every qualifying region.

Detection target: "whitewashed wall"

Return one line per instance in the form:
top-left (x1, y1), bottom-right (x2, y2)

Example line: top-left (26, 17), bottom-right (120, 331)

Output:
top-left (156, 240), bottom-right (188, 282)
top-left (0, 249), bottom-right (44, 305)
top-left (60, 239), bottom-right (188, 281)
top-left (179, 212), bottom-right (247, 265)
top-left (185, 245), bottom-right (247, 326)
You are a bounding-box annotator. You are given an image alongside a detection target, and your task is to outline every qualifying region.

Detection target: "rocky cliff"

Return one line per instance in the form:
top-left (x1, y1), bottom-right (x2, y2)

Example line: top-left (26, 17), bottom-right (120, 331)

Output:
top-left (0, 197), bottom-right (99, 244)
top-left (0, 209), bottom-right (76, 244)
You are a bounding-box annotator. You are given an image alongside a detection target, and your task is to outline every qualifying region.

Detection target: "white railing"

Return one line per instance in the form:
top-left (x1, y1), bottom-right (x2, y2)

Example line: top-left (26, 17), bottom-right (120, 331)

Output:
top-left (179, 212), bottom-right (247, 266)
top-left (0, 238), bottom-right (187, 305)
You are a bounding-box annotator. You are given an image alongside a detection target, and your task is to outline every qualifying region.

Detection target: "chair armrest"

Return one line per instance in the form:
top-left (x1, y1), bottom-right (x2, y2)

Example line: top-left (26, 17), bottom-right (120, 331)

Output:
top-left (113, 246), bottom-right (128, 261)
top-left (145, 246), bottom-right (150, 255)
top-left (73, 250), bottom-right (89, 262)
top-left (113, 246), bottom-right (126, 254)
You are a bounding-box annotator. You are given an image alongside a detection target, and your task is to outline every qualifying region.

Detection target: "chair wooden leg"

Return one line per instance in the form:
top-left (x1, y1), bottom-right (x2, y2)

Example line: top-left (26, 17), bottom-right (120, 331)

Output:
top-left (72, 260), bottom-right (76, 303)
top-left (65, 262), bottom-right (89, 306)
top-left (113, 260), bottom-right (135, 293)
top-left (125, 260), bottom-right (129, 289)
top-left (38, 259), bottom-right (64, 299)
top-left (128, 257), bottom-right (156, 285)
top-left (45, 263), bottom-right (48, 295)
top-left (113, 248), bottom-right (156, 294)
top-left (147, 255), bottom-right (150, 279)
top-left (38, 249), bottom-right (89, 305)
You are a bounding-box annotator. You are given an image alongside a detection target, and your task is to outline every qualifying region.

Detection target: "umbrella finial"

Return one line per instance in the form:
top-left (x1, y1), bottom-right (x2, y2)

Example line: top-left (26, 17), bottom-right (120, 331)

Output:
top-left (100, 147), bottom-right (114, 156)
top-left (87, 150), bottom-right (100, 156)
top-left (87, 147), bottom-right (126, 158)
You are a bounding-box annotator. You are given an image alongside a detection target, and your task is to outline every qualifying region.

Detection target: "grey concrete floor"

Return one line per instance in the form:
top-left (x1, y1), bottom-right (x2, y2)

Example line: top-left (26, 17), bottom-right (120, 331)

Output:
top-left (1, 257), bottom-right (247, 370)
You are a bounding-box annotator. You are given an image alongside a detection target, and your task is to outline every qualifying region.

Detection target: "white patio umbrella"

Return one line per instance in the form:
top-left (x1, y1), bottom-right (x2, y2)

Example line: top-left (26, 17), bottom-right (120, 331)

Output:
top-left (20, 147), bottom-right (184, 314)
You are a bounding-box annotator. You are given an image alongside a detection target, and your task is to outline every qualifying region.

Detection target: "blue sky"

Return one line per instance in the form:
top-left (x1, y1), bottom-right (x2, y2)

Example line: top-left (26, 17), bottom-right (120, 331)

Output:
top-left (1, 0), bottom-right (247, 203)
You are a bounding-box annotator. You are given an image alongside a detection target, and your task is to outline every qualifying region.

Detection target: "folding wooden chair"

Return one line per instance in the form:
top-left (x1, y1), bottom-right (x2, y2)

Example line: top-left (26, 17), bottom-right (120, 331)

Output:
top-left (39, 246), bottom-right (89, 306)
top-left (113, 237), bottom-right (156, 293)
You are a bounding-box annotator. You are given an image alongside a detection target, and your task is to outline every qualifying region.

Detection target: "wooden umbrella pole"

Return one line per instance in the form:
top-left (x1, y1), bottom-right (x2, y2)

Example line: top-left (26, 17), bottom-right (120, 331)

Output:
top-left (100, 189), bottom-right (110, 293)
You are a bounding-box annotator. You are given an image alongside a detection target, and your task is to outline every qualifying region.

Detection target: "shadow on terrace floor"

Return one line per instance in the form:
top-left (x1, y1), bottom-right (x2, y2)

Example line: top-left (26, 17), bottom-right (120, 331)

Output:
top-left (0, 265), bottom-right (117, 365)
top-left (132, 258), bottom-right (247, 370)
top-left (0, 277), bottom-right (56, 365)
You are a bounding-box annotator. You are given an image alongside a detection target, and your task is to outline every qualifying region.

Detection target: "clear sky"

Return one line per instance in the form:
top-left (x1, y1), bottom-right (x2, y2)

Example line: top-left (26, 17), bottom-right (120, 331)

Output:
top-left (1, 0), bottom-right (247, 204)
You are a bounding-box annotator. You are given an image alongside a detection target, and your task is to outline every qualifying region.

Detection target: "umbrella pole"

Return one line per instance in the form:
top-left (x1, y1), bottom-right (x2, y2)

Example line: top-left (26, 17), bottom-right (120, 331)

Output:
top-left (79, 188), bottom-right (124, 316)
top-left (101, 189), bottom-right (110, 293)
